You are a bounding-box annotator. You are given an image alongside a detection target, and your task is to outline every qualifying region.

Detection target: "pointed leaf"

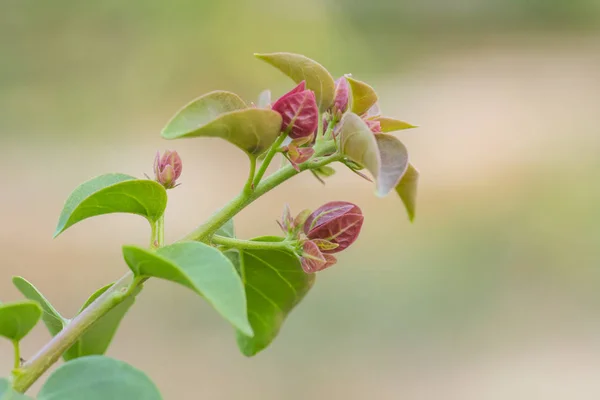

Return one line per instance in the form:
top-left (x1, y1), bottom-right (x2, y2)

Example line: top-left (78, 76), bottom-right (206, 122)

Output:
top-left (372, 116), bottom-right (417, 132)
top-left (375, 134), bottom-right (409, 196)
top-left (346, 76), bottom-right (378, 116)
top-left (54, 174), bottom-right (167, 237)
top-left (395, 163), bottom-right (419, 221)
top-left (255, 52), bottom-right (335, 112)
top-left (234, 236), bottom-right (315, 356)
top-left (63, 283), bottom-right (139, 361)
top-left (38, 356), bottom-right (162, 400)
top-left (12, 277), bottom-right (67, 337)
top-left (122, 242), bottom-right (252, 336)
top-left (161, 91), bottom-right (282, 156)
top-left (0, 379), bottom-right (33, 400)
top-left (0, 301), bottom-right (41, 342)
top-left (214, 219), bottom-right (235, 239)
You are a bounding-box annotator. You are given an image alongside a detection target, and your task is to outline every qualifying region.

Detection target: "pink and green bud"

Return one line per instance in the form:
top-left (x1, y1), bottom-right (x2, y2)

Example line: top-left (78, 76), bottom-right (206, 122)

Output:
top-left (271, 81), bottom-right (319, 139)
top-left (332, 77), bottom-right (349, 116)
top-left (154, 150), bottom-right (182, 189)
top-left (364, 118), bottom-right (382, 134)
top-left (284, 135), bottom-right (315, 171)
top-left (277, 205), bottom-right (311, 237)
top-left (303, 201), bottom-right (364, 253)
top-left (300, 240), bottom-right (337, 273)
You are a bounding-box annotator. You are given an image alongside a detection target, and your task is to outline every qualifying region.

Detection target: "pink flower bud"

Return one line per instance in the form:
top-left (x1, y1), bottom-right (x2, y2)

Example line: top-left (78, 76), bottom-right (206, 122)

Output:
top-left (300, 240), bottom-right (338, 273)
top-left (154, 150), bottom-right (182, 189)
top-left (332, 77), bottom-right (349, 115)
top-left (271, 81), bottom-right (319, 139)
top-left (364, 118), bottom-right (382, 134)
top-left (303, 201), bottom-right (364, 253)
top-left (285, 135), bottom-right (315, 171)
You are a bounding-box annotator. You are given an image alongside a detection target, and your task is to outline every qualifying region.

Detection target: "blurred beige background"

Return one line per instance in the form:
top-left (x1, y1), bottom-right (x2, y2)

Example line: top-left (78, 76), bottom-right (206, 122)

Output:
top-left (2, 0), bottom-right (600, 399)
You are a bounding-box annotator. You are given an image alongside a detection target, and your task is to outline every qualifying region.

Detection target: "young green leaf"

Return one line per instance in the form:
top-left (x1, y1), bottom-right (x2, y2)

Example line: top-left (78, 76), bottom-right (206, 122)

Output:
top-left (0, 301), bottom-right (42, 342)
top-left (161, 91), bottom-right (282, 156)
top-left (63, 283), bottom-right (139, 361)
top-left (255, 52), bottom-right (335, 112)
top-left (395, 163), bottom-right (419, 221)
top-left (235, 236), bottom-right (315, 356)
top-left (0, 378), bottom-right (33, 400)
top-left (339, 113), bottom-right (410, 197)
top-left (375, 134), bottom-right (409, 196)
top-left (12, 277), bottom-right (67, 337)
top-left (214, 219), bottom-right (235, 239)
top-left (54, 174), bottom-right (167, 237)
top-left (346, 76), bottom-right (378, 116)
top-left (372, 116), bottom-right (417, 132)
top-left (122, 242), bottom-right (252, 336)
top-left (37, 356), bottom-right (162, 400)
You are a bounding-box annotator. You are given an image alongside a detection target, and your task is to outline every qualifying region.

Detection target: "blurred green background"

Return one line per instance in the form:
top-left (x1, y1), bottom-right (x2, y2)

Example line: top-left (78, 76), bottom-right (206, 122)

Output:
top-left (2, 0), bottom-right (600, 398)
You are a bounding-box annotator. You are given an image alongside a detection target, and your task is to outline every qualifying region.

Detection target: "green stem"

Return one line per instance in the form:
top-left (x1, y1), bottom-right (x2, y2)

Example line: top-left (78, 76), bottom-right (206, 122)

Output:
top-left (12, 341), bottom-right (20, 370)
top-left (11, 140), bottom-right (341, 394)
top-left (243, 157), bottom-right (257, 194)
top-left (212, 235), bottom-right (296, 252)
top-left (253, 133), bottom-right (286, 187)
top-left (12, 273), bottom-right (134, 393)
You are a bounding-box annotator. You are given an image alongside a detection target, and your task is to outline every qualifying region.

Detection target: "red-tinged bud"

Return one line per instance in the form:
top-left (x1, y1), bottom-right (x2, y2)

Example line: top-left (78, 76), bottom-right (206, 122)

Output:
top-left (285, 135), bottom-right (315, 171)
top-left (332, 77), bottom-right (349, 115)
top-left (303, 201), bottom-right (364, 253)
top-left (271, 81), bottom-right (319, 139)
top-left (300, 241), bottom-right (338, 273)
top-left (364, 118), bottom-right (382, 134)
top-left (154, 150), bottom-right (182, 189)
top-left (278, 205), bottom-right (311, 237)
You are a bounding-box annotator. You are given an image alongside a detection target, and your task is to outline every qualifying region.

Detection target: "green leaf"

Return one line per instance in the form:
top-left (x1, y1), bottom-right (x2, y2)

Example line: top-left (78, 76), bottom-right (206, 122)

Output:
top-left (0, 378), bottom-right (33, 400)
top-left (375, 134), bottom-right (409, 196)
top-left (235, 236), bottom-right (315, 356)
top-left (395, 163), bottom-right (419, 221)
top-left (122, 242), bottom-right (252, 336)
top-left (346, 76), bottom-right (378, 116)
top-left (0, 301), bottom-right (41, 342)
top-left (339, 113), bottom-right (410, 197)
top-left (37, 356), bottom-right (162, 400)
top-left (214, 219), bottom-right (235, 239)
top-left (63, 283), bottom-right (139, 361)
top-left (161, 91), bottom-right (282, 156)
top-left (12, 277), bottom-right (67, 337)
top-left (54, 174), bottom-right (167, 238)
top-left (372, 116), bottom-right (417, 132)
top-left (255, 52), bottom-right (336, 112)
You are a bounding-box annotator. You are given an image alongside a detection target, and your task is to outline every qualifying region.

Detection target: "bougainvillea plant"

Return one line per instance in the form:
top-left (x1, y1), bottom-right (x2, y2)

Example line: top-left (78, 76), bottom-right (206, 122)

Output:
top-left (0, 53), bottom-right (418, 399)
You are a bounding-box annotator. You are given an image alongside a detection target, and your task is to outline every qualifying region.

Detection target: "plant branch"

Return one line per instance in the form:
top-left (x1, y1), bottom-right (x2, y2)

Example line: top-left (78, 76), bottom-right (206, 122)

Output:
top-left (12, 341), bottom-right (20, 370)
top-left (11, 140), bottom-right (341, 394)
top-left (212, 235), bottom-right (296, 252)
top-left (243, 157), bottom-right (257, 194)
top-left (252, 133), bottom-right (286, 187)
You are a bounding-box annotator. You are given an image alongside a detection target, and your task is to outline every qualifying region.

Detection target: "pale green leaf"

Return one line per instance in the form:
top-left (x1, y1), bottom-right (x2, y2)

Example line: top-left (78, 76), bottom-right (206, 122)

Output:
top-left (346, 76), bottom-right (378, 116)
top-left (255, 52), bottom-right (336, 112)
top-left (0, 378), bottom-right (33, 399)
top-left (122, 242), bottom-right (252, 336)
top-left (375, 134), bottom-right (409, 196)
top-left (372, 116), bottom-right (417, 132)
top-left (38, 356), bottom-right (162, 400)
top-left (12, 277), bottom-right (67, 337)
top-left (395, 163), bottom-right (419, 221)
top-left (54, 174), bottom-right (167, 237)
top-left (161, 91), bottom-right (282, 156)
top-left (0, 301), bottom-right (42, 342)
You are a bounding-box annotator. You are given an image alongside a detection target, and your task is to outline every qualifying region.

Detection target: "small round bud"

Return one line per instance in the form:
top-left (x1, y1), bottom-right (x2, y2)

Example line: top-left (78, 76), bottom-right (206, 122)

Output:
top-left (154, 150), bottom-right (182, 189)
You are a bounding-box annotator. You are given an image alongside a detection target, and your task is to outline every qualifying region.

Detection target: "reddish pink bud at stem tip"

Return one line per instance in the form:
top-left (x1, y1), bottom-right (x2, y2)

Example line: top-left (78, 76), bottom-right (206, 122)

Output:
top-left (271, 81), bottom-right (319, 139)
top-left (154, 150), bottom-right (182, 189)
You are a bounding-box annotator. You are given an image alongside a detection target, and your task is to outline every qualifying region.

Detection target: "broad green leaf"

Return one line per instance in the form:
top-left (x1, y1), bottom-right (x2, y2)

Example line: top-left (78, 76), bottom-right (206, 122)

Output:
top-left (395, 163), bottom-right (419, 221)
top-left (346, 76), bottom-right (378, 116)
top-left (339, 113), bottom-right (410, 197)
top-left (12, 277), bottom-right (67, 337)
top-left (63, 283), bottom-right (139, 361)
top-left (255, 52), bottom-right (336, 112)
top-left (122, 242), bottom-right (252, 336)
top-left (235, 236), bottom-right (315, 356)
top-left (54, 174), bottom-right (167, 237)
top-left (0, 301), bottom-right (41, 342)
top-left (0, 378), bottom-right (33, 400)
top-left (161, 91), bottom-right (282, 156)
top-left (372, 116), bottom-right (417, 132)
top-left (38, 356), bottom-right (162, 400)
top-left (375, 134), bottom-right (409, 196)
